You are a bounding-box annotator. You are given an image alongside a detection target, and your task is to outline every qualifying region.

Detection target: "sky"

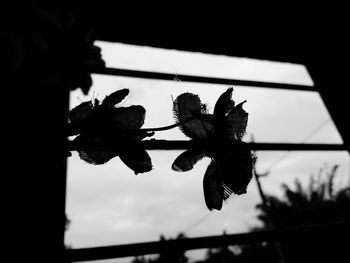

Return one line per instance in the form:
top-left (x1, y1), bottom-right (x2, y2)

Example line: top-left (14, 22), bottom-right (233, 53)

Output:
top-left (64, 42), bottom-right (350, 262)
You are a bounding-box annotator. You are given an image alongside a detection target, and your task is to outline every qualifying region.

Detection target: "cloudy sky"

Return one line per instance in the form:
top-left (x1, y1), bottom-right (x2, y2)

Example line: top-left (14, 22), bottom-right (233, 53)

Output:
top-left (65, 42), bottom-right (350, 262)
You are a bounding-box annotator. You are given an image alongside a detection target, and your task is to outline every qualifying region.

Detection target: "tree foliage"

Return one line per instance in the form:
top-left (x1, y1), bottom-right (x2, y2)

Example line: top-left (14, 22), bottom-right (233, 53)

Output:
top-left (256, 164), bottom-right (350, 229)
top-left (131, 164), bottom-right (349, 263)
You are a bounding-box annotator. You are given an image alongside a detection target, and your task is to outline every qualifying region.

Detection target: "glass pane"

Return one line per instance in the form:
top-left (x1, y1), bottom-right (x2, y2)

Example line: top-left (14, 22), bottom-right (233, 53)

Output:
top-left (97, 41), bottom-right (313, 86)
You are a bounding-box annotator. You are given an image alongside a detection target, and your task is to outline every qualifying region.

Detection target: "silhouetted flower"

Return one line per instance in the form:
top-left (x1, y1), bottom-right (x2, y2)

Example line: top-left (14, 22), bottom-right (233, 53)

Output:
top-left (172, 88), bottom-right (254, 210)
top-left (67, 89), bottom-right (153, 174)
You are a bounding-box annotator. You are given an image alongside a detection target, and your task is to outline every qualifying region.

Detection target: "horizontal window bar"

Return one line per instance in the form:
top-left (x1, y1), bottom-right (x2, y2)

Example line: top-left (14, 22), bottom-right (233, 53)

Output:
top-left (67, 140), bottom-right (346, 152)
top-left (143, 141), bottom-right (346, 151)
top-left (66, 221), bottom-right (349, 262)
top-left (243, 142), bottom-right (345, 151)
top-left (92, 67), bottom-right (315, 91)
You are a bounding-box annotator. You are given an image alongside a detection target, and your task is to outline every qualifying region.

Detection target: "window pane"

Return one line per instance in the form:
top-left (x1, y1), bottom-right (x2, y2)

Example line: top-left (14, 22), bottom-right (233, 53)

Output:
top-left (97, 41), bottom-right (313, 86)
top-left (65, 44), bottom-right (348, 259)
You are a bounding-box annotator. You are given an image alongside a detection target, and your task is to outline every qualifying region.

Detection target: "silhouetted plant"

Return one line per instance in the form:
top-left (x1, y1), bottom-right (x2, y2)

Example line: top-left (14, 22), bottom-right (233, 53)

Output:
top-left (2, 4), bottom-right (104, 94)
top-left (256, 164), bottom-right (350, 229)
top-left (171, 88), bottom-right (254, 210)
top-left (67, 88), bottom-right (253, 207)
top-left (253, 164), bottom-right (350, 263)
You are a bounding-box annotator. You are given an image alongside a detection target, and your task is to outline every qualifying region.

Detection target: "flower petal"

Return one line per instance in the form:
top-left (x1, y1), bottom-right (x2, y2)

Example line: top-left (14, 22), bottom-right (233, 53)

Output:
top-left (172, 147), bottom-right (208, 172)
top-left (213, 87), bottom-right (235, 120)
top-left (181, 116), bottom-right (215, 140)
top-left (69, 101), bottom-right (95, 123)
top-left (119, 146), bottom-right (152, 174)
top-left (102, 89), bottom-right (129, 109)
top-left (225, 101), bottom-right (248, 140)
top-left (220, 141), bottom-right (254, 196)
top-left (173, 92), bottom-right (214, 139)
top-left (74, 135), bottom-right (119, 165)
top-left (111, 105), bottom-right (146, 130)
top-left (173, 92), bottom-right (206, 119)
top-left (78, 149), bottom-right (118, 165)
top-left (203, 160), bottom-right (224, 211)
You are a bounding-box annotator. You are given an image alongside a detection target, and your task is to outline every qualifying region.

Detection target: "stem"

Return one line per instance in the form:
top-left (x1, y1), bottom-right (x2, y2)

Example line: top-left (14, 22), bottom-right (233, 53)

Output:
top-left (67, 117), bottom-right (200, 152)
top-left (139, 122), bottom-right (184, 132)
top-left (67, 116), bottom-right (198, 136)
top-left (125, 116), bottom-right (198, 132)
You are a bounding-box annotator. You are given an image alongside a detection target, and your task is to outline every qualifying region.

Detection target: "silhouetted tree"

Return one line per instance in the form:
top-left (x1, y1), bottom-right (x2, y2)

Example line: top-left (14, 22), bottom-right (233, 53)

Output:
top-left (196, 243), bottom-right (278, 263)
top-left (252, 164), bottom-right (350, 263)
top-left (256, 165), bottom-right (350, 230)
top-left (193, 232), bottom-right (236, 263)
top-left (193, 164), bottom-right (349, 263)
